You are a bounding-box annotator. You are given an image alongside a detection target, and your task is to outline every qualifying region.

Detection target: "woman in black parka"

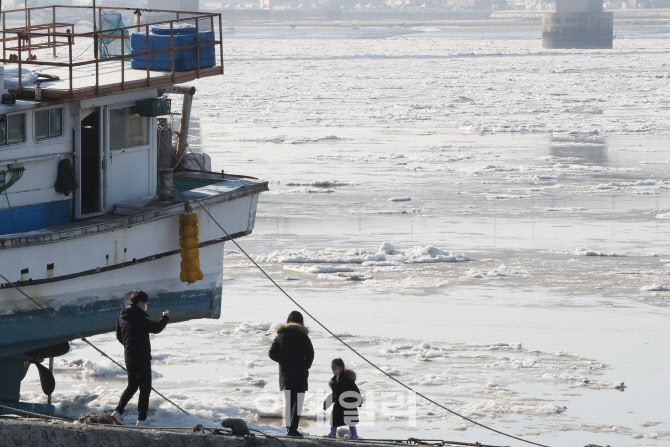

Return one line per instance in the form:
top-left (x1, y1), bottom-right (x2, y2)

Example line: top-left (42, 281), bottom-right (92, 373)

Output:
top-left (323, 358), bottom-right (362, 439)
top-left (269, 311), bottom-right (314, 437)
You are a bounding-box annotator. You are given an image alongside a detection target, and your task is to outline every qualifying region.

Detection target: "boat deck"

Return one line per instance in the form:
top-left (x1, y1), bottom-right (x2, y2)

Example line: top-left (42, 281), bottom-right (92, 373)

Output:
top-left (4, 60), bottom-right (223, 100)
top-left (1, 5), bottom-right (224, 100)
top-left (0, 172), bottom-right (268, 249)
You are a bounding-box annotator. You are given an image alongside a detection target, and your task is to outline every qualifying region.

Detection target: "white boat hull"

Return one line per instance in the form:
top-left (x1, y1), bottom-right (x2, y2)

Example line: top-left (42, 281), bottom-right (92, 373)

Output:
top-left (0, 189), bottom-right (261, 360)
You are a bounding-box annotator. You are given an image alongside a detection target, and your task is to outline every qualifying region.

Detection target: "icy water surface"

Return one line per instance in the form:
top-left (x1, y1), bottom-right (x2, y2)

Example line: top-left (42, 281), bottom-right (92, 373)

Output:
top-left (24, 24), bottom-right (670, 446)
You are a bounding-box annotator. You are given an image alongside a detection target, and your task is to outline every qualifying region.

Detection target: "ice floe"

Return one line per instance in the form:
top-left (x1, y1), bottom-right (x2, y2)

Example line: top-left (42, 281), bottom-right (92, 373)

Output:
top-left (284, 265), bottom-right (356, 274)
top-left (234, 322), bottom-right (275, 333)
top-left (639, 421), bottom-right (662, 428)
top-left (284, 180), bottom-right (355, 187)
top-left (81, 360), bottom-right (129, 378)
top-left (466, 264), bottom-right (525, 278)
top-left (258, 242), bottom-right (470, 265)
top-left (553, 248), bottom-right (657, 257)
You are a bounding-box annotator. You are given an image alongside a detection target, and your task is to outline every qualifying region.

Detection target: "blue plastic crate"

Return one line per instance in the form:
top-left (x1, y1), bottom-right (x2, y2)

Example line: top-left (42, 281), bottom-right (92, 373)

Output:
top-left (131, 24), bottom-right (215, 72)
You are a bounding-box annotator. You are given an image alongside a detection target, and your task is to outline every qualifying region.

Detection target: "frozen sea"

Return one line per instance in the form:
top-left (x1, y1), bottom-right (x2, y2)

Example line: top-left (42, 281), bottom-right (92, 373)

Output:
top-left (23, 23), bottom-right (670, 446)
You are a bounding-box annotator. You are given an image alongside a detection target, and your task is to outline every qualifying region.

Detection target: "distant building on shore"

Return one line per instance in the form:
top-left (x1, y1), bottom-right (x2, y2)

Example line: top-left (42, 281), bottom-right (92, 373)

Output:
top-left (199, 0), bottom-right (670, 13)
top-left (147, 0), bottom-right (200, 11)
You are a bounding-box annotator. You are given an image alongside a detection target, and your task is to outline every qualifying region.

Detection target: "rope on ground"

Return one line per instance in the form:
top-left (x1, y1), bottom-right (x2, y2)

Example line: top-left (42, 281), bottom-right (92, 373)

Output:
top-left (0, 402), bottom-right (502, 447)
top-left (109, 424), bottom-right (198, 431)
top-left (330, 438), bottom-right (504, 447)
top-left (191, 199), bottom-right (552, 447)
top-left (0, 401), bottom-right (209, 432)
top-left (0, 403), bottom-right (209, 432)
top-left (0, 401), bottom-right (74, 422)
top-left (249, 428), bottom-right (289, 447)
top-left (0, 272), bottom-right (190, 417)
top-left (301, 436), bottom-right (504, 447)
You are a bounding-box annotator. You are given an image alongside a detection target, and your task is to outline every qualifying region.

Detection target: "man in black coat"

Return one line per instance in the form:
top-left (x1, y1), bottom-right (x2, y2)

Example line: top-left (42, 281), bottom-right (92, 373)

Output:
top-left (269, 311), bottom-right (314, 437)
top-left (111, 291), bottom-right (169, 426)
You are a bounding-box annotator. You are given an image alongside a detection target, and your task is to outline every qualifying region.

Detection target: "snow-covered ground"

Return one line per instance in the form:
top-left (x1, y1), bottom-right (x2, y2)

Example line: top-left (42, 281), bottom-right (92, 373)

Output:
top-left (22, 23), bottom-right (670, 446)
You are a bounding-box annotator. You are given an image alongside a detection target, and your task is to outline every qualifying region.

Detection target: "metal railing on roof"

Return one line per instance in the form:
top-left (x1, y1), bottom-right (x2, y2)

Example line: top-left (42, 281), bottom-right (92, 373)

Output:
top-left (0, 5), bottom-right (224, 99)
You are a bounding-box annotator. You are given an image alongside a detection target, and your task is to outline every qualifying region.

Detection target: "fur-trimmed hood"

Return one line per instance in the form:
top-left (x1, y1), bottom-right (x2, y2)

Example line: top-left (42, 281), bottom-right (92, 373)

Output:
top-left (329, 369), bottom-right (357, 388)
top-left (275, 323), bottom-right (309, 335)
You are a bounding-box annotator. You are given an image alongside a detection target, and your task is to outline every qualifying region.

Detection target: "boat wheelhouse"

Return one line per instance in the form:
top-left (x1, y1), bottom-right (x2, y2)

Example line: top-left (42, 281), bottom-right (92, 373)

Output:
top-left (0, 5), bottom-right (267, 409)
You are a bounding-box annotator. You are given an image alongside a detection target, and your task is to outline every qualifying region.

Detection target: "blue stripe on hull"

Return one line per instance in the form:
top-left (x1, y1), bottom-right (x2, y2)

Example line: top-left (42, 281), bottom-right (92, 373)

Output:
top-left (0, 200), bottom-right (72, 235)
top-left (0, 286), bottom-right (222, 359)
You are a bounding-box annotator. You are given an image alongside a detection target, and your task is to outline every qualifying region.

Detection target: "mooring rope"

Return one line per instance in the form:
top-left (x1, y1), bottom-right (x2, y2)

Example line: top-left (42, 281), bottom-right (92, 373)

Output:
top-left (249, 427), bottom-right (290, 447)
top-left (0, 273), bottom-right (190, 416)
top-left (0, 400), bottom-right (501, 447)
top-left (0, 401), bottom-right (74, 422)
top-left (191, 199), bottom-right (552, 447)
top-left (0, 197), bottom-right (550, 447)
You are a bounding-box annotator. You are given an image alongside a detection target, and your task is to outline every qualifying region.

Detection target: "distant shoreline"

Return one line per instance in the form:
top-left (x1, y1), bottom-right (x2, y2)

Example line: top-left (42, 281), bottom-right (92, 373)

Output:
top-left (217, 18), bottom-right (670, 28)
top-left (214, 9), bottom-right (670, 27)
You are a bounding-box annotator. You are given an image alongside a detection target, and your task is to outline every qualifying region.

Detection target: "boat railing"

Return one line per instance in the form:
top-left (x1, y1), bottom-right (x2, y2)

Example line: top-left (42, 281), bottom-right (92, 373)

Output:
top-left (0, 5), bottom-right (224, 99)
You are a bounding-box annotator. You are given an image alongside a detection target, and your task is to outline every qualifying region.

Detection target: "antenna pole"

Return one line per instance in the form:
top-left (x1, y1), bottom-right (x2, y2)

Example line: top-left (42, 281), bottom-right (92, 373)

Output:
top-left (93, 0), bottom-right (98, 59)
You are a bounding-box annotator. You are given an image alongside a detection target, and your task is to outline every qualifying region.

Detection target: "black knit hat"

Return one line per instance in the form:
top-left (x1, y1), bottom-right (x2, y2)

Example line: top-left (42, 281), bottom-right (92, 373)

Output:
top-left (130, 291), bottom-right (149, 305)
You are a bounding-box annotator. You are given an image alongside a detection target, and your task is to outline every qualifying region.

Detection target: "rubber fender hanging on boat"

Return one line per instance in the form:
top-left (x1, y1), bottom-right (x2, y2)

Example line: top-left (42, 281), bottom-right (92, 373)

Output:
top-left (181, 247), bottom-right (200, 260)
top-left (179, 236), bottom-right (199, 249)
top-left (179, 225), bottom-right (199, 237)
top-left (179, 213), bottom-right (203, 284)
top-left (179, 213), bottom-right (199, 226)
top-left (180, 259), bottom-right (200, 272)
top-left (180, 270), bottom-right (204, 283)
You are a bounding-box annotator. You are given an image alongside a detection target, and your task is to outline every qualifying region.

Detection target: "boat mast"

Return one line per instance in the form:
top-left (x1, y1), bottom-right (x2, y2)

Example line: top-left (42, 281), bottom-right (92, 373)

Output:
top-left (93, 0), bottom-right (98, 60)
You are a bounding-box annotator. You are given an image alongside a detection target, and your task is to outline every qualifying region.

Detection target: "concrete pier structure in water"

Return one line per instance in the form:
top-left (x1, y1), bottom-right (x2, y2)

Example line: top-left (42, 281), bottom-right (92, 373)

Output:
top-left (542, 0), bottom-right (613, 49)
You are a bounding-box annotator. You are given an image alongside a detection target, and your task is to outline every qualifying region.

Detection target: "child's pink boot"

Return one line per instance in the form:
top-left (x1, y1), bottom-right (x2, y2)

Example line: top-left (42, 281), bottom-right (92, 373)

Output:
top-left (323, 426), bottom-right (337, 438)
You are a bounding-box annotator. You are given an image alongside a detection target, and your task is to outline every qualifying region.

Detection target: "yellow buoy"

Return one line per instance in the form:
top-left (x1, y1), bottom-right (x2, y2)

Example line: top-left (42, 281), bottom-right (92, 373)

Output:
top-left (181, 247), bottom-right (199, 261)
top-left (180, 259), bottom-right (200, 272)
top-left (179, 237), bottom-right (199, 249)
top-left (179, 225), bottom-right (199, 238)
top-left (186, 271), bottom-right (199, 283)
top-left (179, 213), bottom-right (203, 283)
top-left (179, 213), bottom-right (199, 226)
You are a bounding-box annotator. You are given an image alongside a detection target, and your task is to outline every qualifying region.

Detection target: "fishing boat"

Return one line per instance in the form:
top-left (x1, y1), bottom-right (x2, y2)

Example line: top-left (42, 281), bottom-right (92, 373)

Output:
top-left (0, 5), bottom-right (267, 410)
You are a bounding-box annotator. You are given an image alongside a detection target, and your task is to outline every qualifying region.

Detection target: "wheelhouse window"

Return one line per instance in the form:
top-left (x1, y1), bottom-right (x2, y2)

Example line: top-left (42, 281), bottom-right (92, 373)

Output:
top-left (0, 113), bottom-right (26, 146)
top-left (35, 108), bottom-right (63, 140)
top-left (110, 106), bottom-right (149, 150)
